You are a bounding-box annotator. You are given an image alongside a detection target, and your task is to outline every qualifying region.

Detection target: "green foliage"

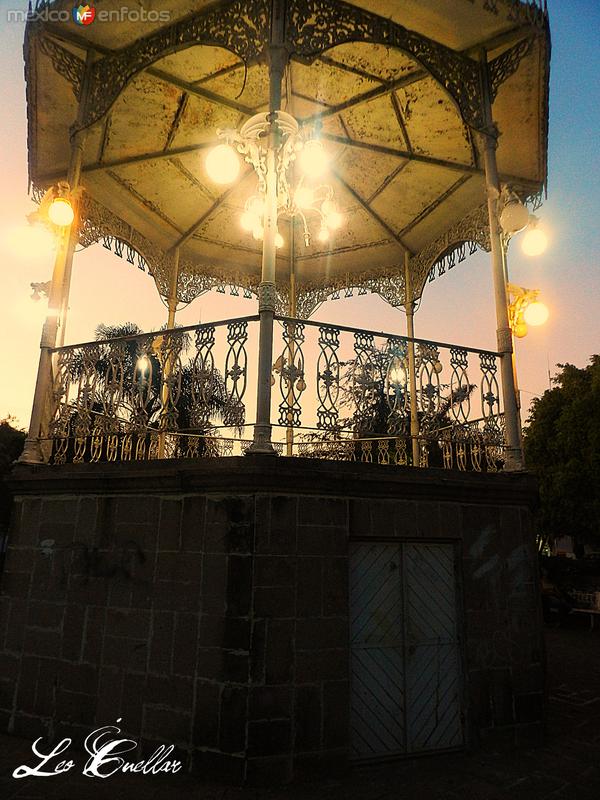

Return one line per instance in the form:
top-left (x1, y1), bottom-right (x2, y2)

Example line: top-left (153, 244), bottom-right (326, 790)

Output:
top-left (523, 356), bottom-right (600, 550)
top-left (0, 416), bottom-right (26, 525)
top-left (53, 322), bottom-right (240, 463)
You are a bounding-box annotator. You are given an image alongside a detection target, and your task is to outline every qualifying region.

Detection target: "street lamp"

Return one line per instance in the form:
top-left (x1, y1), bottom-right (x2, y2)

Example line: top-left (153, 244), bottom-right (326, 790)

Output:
top-left (521, 217), bottom-right (548, 256)
top-left (507, 283), bottom-right (549, 338)
top-left (498, 189), bottom-right (548, 256)
top-left (29, 181), bottom-right (75, 230)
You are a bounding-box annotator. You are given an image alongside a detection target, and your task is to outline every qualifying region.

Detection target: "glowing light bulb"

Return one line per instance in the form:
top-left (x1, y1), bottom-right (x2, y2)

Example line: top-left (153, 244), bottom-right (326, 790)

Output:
top-left (252, 225), bottom-right (264, 241)
top-left (523, 301), bottom-right (549, 327)
top-left (205, 144), bottom-right (240, 184)
top-left (240, 211), bottom-right (258, 232)
top-left (327, 211), bottom-right (343, 230)
top-left (513, 321), bottom-right (528, 338)
top-left (318, 225), bottom-right (329, 243)
top-left (294, 186), bottom-right (314, 209)
top-left (521, 227), bottom-right (548, 256)
top-left (48, 197), bottom-right (74, 227)
top-left (389, 365), bottom-right (406, 386)
top-left (136, 355), bottom-right (150, 371)
top-left (275, 231), bottom-right (284, 249)
top-left (299, 140), bottom-right (329, 180)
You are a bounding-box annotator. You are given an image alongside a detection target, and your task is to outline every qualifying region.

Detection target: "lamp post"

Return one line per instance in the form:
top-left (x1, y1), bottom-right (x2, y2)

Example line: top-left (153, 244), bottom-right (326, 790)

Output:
top-left (480, 55), bottom-right (550, 471)
top-left (497, 187), bottom-right (550, 443)
top-left (19, 52), bottom-right (93, 464)
top-left (19, 183), bottom-right (80, 464)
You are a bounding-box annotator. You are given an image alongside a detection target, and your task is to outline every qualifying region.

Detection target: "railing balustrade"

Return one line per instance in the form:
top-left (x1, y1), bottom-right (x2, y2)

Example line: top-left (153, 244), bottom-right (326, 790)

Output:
top-left (48, 316), bottom-right (259, 465)
top-left (271, 317), bottom-right (506, 471)
top-left (46, 314), bottom-right (506, 471)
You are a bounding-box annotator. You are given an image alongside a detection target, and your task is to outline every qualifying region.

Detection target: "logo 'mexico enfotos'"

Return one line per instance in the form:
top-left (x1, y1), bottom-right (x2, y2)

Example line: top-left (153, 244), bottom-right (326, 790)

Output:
top-left (12, 722), bottom-right (183, 779)
top-left (72, 4), bottom-right (95, 26)
top-left (6, 4), bottom-right (171, 24)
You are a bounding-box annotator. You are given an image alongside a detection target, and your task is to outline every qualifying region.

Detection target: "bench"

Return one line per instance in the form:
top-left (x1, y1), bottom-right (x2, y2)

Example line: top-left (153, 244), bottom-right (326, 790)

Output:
top-left (571, 607), bottom-right (600, 630)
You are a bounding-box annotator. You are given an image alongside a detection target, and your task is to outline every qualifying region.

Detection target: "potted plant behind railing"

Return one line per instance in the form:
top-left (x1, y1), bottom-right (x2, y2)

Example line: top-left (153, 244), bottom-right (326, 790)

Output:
top-left (301, 346), bottom-right (479, 469)
top-left (50, 323), bottom-right (237, 463)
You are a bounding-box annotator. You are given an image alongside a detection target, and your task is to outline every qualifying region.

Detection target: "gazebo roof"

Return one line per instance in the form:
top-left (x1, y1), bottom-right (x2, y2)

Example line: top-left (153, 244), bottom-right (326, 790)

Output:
top-left (25, 0), bottom-right (550, 315)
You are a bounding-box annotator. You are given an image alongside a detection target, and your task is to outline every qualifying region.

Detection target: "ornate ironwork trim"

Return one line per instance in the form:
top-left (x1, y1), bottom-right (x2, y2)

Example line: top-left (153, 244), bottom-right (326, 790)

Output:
top-left (411, 203), bottom-right (491, 296)
top-left (476, 0), bottom-right (546, 26)
top-left (74, 0), bottom-right (269, 133)
top-left (286, 0), bottom-right (486, 130)
top-left (49, 186), bottom-right (494, 316)
top-left (489, 37), bottom-right (534, 100)
top-left (76, 190), bottom-right (259, 305)
top-left (35, 33), bottom-right (85, 97)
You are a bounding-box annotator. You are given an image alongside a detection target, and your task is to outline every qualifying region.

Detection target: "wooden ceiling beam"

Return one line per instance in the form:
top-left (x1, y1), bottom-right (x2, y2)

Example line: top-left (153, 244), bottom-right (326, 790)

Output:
top-left (105, 171), bottom-right (183, 237)
top-left (298, 25), bottom-right (535, 127)
top-left (164, 92), bottom-right (190, 151)
top-left (149, 66), bottom-right (254, 115)
top-left (300, 69), bottom-right (428, 125)
top-left (398, 176), bottom-right (471, 237)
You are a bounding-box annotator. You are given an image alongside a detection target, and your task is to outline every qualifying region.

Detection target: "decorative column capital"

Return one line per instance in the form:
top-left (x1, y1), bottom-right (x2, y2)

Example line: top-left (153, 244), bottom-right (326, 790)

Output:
top-left (258, 281), bottom-right (278, 313)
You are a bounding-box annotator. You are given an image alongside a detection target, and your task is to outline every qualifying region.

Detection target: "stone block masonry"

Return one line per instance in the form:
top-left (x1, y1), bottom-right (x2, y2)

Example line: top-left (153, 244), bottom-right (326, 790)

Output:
top-left (0, 458), bottom-right (543, 784)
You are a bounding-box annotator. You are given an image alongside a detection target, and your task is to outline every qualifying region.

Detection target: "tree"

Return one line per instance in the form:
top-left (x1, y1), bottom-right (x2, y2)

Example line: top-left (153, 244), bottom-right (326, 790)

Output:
top-left (523, 356), bottom-right (600, 553)
top-left (0, 417), bottom-right (26, 571)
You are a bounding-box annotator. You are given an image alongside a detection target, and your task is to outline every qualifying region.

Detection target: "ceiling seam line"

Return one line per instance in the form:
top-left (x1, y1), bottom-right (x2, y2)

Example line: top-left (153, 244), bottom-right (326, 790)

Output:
top-left (390, 92), bottom-right (413, 154)
top-left (398, 175), bottom-right (473, 238)
top-left (333, 170), bottom-right (414, 257)
top-left (171, 167), bottom-right (254, 251)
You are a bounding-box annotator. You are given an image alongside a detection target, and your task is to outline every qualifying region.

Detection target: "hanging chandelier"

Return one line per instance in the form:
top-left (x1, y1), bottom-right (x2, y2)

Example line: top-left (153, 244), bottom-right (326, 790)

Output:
top-left (204, 111), bottom-right (343, 248)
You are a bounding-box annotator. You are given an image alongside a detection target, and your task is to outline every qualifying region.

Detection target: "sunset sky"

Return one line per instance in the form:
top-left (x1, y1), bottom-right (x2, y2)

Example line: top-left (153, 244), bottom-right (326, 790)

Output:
top-left (0, 0), bottom-right (598, 430)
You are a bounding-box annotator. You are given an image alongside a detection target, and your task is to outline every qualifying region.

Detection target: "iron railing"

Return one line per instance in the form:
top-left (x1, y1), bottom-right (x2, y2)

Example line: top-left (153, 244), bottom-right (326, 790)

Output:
top-left (46, 315), bottom-right (506, 471)
top-left (271, 317), bottom-right (505, 471)
top-left (48, 316), bottom-right (259, 464)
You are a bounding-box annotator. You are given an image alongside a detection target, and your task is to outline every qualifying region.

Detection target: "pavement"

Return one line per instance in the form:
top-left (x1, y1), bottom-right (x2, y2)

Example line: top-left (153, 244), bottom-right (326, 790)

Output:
top-left (1, 619), bottom-right (600, 800)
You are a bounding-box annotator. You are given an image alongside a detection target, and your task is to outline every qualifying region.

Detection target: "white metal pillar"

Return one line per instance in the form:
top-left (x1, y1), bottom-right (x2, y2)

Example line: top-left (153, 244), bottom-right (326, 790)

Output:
top-left (158, 248), bottom-right (180, 459)
top-left (479, 53), bottom-right (523, 471)
top-left (286, 223), bottom-right (296, 457)
top-left (19, 54), bottom-right (93, 464)
top-left (404, 253), bottom-right (421, 467)
top-left (248, 1), bottom-right (286, 455)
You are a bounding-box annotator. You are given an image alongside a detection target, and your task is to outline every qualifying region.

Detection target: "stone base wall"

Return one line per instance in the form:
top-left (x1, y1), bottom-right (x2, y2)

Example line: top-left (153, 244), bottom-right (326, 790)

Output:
top-left (0, 458), bottom-right (543, 784)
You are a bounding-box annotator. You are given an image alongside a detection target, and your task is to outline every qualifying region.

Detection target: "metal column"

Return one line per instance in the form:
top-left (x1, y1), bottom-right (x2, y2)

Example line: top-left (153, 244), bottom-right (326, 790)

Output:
top-left (248, 0), bottom-right (286, 455)
top-left (479, 52), bottom-right (523, 470)
top-left (404, 253), bottom-right (421, 467)
top-left (19, 53), bottom-right (93, 464)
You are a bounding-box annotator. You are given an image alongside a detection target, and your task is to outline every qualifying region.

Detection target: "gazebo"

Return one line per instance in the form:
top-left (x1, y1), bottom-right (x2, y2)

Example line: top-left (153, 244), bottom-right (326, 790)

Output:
top-left (4, 0), bottom-right (549, 784)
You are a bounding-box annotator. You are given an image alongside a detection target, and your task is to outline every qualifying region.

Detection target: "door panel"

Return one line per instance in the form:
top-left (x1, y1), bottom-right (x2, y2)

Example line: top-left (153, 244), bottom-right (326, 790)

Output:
top-left (404, 544), bottom-right (463, 753)
top-left (350, 543), bottom-right (404, 757)
top-left (350, 541), bottom-right (463, 759)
